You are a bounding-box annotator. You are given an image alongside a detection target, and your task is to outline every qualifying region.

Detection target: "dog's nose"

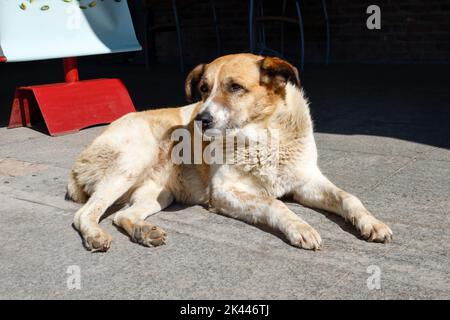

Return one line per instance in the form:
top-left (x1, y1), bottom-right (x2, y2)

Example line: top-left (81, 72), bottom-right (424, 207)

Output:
top-left (195, 111), bottom-right (213, 129)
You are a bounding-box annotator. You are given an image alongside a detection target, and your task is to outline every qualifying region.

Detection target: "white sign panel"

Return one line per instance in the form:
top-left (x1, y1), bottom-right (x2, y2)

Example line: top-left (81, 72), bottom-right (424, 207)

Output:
top-left (0, 0), bottom-right (141, 62)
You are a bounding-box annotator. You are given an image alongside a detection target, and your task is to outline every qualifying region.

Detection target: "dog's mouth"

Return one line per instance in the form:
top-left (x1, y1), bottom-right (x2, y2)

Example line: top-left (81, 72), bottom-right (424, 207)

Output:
top-left (194, 118), bottom-right (239, 139)
top-left (193, 120), bottom-right (218, 141)
top-left (195, 119), bottom-right (213, 132)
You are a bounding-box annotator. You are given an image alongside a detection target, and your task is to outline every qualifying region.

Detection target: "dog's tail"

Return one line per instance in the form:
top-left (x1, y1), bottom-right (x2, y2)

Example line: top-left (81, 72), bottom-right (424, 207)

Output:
top-left (65, 171), bottom-right (88, 203)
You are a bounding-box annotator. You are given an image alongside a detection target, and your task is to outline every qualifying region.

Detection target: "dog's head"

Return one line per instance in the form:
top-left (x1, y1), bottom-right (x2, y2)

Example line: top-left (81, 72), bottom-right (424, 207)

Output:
top-left (185, 53), bottom-right (300, 134)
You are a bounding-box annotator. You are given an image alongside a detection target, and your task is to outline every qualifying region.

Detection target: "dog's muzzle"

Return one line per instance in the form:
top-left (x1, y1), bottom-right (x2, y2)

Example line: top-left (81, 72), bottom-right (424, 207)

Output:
top-left (195, 111), bottom-right (214, 131)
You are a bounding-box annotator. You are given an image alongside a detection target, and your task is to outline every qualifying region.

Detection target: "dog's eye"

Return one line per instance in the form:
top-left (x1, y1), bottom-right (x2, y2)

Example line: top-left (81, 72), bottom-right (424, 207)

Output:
top-left (199, 83), bottom-right (209, 94)
top-left (228, 83), bottom-right (244, 93)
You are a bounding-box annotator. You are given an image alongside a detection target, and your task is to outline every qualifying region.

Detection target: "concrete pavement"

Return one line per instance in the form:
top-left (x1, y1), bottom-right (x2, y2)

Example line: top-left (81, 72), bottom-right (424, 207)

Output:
top-left (0, 64), bottom-right (449, 299)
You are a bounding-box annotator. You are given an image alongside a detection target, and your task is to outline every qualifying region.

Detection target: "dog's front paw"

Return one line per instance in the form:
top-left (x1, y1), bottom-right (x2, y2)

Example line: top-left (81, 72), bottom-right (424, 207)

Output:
top-left (132, 221), bottom-right (167, 247)
top-left (356, 216), bottom-right (393, 243)
top-left (287, 222), bottom-right (322, 250)
top-left (84, 229), bottom-right (112, 252)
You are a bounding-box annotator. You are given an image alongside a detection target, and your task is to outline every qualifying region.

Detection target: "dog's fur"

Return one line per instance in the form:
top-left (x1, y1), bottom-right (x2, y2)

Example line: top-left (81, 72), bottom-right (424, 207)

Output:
top-left (68, 53), bottom-right (392, 252)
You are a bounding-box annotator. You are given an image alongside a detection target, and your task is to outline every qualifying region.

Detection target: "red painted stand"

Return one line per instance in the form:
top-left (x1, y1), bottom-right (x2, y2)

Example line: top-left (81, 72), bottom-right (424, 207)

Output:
top-left (6, 57), bottom-right (136, 136)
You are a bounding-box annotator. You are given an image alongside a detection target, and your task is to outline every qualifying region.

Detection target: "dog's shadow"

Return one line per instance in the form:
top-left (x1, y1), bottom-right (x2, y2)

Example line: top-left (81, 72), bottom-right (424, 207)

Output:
top-left (163, 199), bottom-right (362, 246)
top-left (72, 203), bottom-right (130, 251)
top-left (72, 199), bottom-right (362, 251)
top-left (253, 200), bottom-right (362, 246)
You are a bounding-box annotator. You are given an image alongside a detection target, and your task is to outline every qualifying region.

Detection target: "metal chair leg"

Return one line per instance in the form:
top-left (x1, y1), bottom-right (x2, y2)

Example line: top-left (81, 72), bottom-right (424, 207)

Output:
top-left (129, 0), bottom-right (149, 68)
top-left (171, 0), bottom-right (184, 73)
top-left (295, 0), bottom-right (305, 71)
top-left (258, 0), bottom-right (267, 52)
top-left (280, 0), bottom-right (287, 57)
top-left (210, 0), bottom-right (222, 56)
top-left (142, 10), bottom-right (150, 69)
top-left (249, 0), bottom-right (255, 53)
top-left (322, 0), bottom-right (330, 65)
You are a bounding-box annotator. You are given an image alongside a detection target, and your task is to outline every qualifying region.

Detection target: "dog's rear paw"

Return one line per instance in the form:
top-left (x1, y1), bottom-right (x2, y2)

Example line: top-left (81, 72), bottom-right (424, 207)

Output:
top-left (287, 222), bottom-right (322, 250)
top-left (357, 216), bottom-right (393, 243)
top-left (132, 221), bottom-right (167, 247)
top-left (84, 230), bottom-right (112, 252)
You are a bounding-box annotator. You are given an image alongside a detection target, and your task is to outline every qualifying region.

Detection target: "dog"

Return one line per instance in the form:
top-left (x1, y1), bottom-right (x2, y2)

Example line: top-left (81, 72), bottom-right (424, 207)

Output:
top-left (67, 53), bottom-right (392, 252)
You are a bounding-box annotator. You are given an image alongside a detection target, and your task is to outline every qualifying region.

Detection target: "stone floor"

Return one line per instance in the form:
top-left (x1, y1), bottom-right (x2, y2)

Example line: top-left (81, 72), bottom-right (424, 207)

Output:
top-left (0, 60), bottom-right (449, 299)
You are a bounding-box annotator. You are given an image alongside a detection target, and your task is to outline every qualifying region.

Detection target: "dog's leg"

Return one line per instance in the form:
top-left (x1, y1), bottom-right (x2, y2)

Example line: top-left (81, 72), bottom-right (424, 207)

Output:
top-left (113, 181), bottom-right (173, 247)
top-left (292, 168), bottom-right (393, 242)
top-left (211, 186), bottom-right (322, 250)
top-left (73, 175), bottom-right (136, 252)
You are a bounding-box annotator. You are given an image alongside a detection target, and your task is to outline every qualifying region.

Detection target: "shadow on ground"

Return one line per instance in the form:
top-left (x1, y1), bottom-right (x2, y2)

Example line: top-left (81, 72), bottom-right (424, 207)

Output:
top-left (1, 58), bottom-right (449, 299)
top-left (1, 58), bottom-right (449, 150)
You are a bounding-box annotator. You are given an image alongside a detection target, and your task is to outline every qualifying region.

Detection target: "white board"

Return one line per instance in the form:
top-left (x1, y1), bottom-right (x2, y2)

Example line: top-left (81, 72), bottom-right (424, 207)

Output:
top-left (0, 0), bottom-right (141, 62)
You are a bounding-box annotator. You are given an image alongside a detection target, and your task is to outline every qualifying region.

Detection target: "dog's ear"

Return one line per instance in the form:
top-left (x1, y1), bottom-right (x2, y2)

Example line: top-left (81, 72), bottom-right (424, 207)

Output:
top-left (259, 57), bottom-right (300, 92)
top-left (185, 64), bottom-right (205, 103)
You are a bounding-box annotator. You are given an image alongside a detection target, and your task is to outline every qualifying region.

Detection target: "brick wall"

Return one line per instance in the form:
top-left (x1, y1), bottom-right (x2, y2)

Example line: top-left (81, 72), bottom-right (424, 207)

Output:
top-left (324, 0), bottom-right (450, 63)
top-left (142, 0), bottom-right (450, 65)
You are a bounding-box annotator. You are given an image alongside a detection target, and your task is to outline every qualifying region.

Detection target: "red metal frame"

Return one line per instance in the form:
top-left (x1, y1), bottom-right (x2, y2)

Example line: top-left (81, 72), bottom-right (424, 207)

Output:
top-left (63, 57), bottom-right (79, 83)
top-left (6, 57), bottom-right (136, 136)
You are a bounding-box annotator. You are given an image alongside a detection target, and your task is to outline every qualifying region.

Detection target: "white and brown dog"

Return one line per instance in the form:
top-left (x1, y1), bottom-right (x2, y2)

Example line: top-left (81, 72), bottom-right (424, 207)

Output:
top-left (67, 53), bottom-right (392, 252)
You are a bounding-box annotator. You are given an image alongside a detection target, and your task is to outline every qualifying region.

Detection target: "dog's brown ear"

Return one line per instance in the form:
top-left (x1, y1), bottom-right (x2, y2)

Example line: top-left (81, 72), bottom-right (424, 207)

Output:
top-left (259, 57), bottom-right (300, 91)
top-left (185, 64), bottom-right (205, 103)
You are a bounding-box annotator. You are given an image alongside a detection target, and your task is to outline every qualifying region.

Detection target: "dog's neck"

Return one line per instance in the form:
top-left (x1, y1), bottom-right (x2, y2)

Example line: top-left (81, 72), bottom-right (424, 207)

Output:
top-left (233, 84), bottom-right (313, 144)
top-left (269, 83), bottom-right (313, 139)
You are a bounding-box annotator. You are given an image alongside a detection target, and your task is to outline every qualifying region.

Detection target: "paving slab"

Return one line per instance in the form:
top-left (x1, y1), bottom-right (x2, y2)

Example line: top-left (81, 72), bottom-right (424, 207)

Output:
top-left (315, 132), bottom-right (441, 159)
top-left (0, 127), bottom-right (103, 169)
top-left (0, 64), bottom-right (449, 300)
top-left (0, 125), bottom-right (449, 300)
